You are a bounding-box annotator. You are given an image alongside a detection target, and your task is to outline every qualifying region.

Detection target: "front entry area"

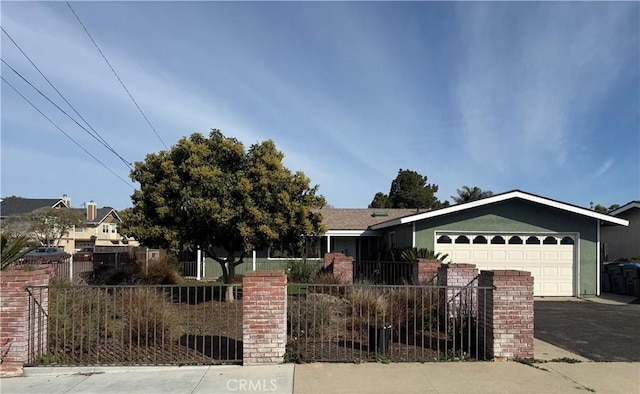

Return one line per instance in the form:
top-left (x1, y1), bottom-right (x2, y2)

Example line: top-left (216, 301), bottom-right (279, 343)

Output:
top-left (435, 232), bottom-right (576, 296)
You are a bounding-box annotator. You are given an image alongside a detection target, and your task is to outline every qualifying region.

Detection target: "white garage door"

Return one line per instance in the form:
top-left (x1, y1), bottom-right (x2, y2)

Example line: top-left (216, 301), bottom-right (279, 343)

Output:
top-left (434, 233), bottom-right (576, 296)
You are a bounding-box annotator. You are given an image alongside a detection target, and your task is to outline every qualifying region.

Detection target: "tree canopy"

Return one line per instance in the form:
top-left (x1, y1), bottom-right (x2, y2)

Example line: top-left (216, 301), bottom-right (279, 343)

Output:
top-left (369, 169), bottom-right (444, 209)
top-left (451, 186), bottom-right (494, 204)
top-left (4, 207), bottom-right (83, 247)
top-left (119, 130), bottom-right (326, 299)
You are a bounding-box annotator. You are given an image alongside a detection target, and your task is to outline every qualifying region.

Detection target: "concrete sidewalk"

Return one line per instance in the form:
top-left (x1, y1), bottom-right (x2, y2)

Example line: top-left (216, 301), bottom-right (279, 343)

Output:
top-left (1, 340), bottom-right (638, 394)
top-left (2, 362), bottom-right (638, 394)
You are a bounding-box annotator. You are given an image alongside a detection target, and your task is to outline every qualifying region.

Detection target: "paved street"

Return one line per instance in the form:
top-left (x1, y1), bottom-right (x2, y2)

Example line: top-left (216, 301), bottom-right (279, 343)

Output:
top-left (535, 300), bottom-right (640, 361)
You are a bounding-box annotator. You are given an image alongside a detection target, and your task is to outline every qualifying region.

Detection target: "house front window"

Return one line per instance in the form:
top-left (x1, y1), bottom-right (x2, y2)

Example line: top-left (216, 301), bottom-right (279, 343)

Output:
top-left (102, 225), bottom-right (109, 233)
top-left (268, 237), bottom-right (321, 259)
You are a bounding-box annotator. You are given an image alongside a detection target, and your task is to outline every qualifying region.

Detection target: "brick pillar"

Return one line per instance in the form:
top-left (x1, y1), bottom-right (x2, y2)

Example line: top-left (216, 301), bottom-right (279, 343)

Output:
top-left (323, 253), bottom-right (353, 284)
top-left (242, 271), bottom-right (287, 365)
top-left (478, 270), bottom-right (534, 360)
top-left (437, 263), bottom-right (479, 318)
top-left (0, 267), bottom-right (52, 376)
top-left (323, 253), bottom-right (337, 270)
top-left (415, 259), bottom-right (442, 284)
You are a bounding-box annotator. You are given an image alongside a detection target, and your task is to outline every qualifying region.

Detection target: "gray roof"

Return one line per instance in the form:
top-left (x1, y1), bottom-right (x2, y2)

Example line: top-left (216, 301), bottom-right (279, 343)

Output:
top-left (72, 207), bottom-right (120, 224)
top-left (0, 197), bottom-right (65, 218)
top-left (314, 208), bottom-right (426, 230)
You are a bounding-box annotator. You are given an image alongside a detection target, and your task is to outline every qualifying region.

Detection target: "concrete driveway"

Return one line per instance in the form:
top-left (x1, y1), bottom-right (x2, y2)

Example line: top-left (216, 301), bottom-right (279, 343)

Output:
top-left (534, 299), bottom-right (640, 362)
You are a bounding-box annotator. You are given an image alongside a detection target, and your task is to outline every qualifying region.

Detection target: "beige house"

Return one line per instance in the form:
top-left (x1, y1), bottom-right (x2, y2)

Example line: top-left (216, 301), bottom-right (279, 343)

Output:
top-left (0, 195), bottom-right (138, 253)
top-left (71, 201), bottom-right (139, 252)
top-left (601, 201), bottom-right (640, 262)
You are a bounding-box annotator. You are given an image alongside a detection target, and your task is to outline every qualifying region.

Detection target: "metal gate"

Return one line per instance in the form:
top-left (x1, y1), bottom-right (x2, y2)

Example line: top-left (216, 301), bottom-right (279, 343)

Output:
top-left (286, 283), bottom-right (490, 363)
top-left (27, 284), bottom-right (242, 366)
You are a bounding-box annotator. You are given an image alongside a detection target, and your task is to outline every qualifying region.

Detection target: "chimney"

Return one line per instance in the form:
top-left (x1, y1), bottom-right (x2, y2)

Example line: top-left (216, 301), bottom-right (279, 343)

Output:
top-left (87, 201), bottom-right (97, 221)
top-left (62, 194), bottom-right (71, 207)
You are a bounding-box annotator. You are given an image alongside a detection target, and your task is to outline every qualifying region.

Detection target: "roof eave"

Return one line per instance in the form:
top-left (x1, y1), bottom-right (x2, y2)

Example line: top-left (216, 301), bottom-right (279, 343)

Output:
top-left (371, 190), bottom-right (630, 229)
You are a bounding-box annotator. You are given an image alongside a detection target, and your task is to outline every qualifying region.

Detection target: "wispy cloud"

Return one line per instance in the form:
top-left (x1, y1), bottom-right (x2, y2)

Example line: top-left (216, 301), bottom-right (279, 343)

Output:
top-left (452, 3), bottom-right (634, 176)
top-left (593, 158), bottom-right (614, 179)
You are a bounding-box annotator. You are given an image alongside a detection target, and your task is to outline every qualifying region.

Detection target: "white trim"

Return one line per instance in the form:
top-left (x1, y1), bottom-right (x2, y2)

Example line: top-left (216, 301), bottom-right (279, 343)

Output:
top-left (325, 229), bottom-right (380, 237)
top-left (596, 221), bottom-right (601, 296)
top-left (371, 190), bottom-right (629, 230)
top-left (609, 201), bottom-right (640, 216)
top-left (412, 222), bottom-right (416, 248)
top-left (576, 235), bottom-right (581, 297)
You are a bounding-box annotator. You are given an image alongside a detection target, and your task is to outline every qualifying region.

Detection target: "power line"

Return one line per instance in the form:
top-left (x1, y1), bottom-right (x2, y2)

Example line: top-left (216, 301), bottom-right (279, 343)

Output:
top-left (1, 59), bottom-right (133, 169)
top-left (1, 26), bottom-right (133, 169)
top-left (2, 76), bottom-right (135, 189)
top-left (65, 1), bottom-right (169, 150)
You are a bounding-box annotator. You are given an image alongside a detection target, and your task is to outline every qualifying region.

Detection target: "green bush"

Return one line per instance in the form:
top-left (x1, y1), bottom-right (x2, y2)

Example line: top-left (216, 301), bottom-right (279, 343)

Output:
top-left (284, 259), bottom-right (320, 283)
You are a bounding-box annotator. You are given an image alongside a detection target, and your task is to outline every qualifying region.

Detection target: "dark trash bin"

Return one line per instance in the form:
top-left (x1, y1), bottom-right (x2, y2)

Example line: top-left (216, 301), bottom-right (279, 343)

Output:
top-left (369, 324), bottom-right (392, 354)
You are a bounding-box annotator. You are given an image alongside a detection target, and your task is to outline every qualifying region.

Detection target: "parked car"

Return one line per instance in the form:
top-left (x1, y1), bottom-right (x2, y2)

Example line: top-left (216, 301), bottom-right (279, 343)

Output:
top-left (74, 247), bottom-right (94, 262)
top-left (24, 247), bottom-right (69, 263)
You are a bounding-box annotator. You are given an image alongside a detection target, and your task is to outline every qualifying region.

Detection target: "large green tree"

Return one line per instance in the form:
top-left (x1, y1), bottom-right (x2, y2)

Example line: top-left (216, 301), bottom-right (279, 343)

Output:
top-left (119, 130), bottom-right (326, 301)
top-left (451, 186), bottom-right (494, 204)
top-left (369, 169), bottom-right (444, 209)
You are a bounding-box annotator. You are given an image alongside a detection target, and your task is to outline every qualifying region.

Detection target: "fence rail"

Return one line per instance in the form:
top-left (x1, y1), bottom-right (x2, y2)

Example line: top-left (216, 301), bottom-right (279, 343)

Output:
top-left (15, 257), bottom-right (93, 284)
top-left (286, 283), bottom-right (489, 363)
top-left (180, 259), bottom-right (324, 280)
top-left (27, 284), bottom-right (243, 366)
top-left (354, 260), bottom-right (418, 285)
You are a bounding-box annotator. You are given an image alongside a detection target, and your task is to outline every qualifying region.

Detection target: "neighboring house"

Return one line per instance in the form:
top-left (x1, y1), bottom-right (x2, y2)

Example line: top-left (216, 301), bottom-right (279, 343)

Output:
top-left (71, 200), bottom-right (139, 251)
top-left (601, 201), bottom-right (640, 262)
top-left (0, 195), bottom-right (138, 253)
top-left (0, 195), bottom-right (71, 217)
top-left (369, 190), bottom-right (629, 297)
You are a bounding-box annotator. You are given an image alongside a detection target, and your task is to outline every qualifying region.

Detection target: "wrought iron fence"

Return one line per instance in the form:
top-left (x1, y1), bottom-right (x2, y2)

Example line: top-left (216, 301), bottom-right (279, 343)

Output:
top-left (15, 257), bottom-right (93, 284)
top-left (286, 283), bottom-right (490, 363)
top-left (26, 284), bottom-right (243, 366)
top-left (354, 260), bottom-right (417, 285)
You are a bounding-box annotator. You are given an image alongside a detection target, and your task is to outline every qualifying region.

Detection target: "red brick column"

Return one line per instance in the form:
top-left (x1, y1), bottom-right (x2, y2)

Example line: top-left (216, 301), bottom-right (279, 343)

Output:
top-left (323, 253), bottom-right (353, 284)
top-left (333, 254), bottom-right (353, 284)
top-left (478, 270), bottom-right (534, 360)
top-left (0, 267), bottom-right (52, 376)
top-left (415, 259), bottom-right (442, 284)
top-left (242, 271), bottom-right (287, 365)
top-left (323, 253), bottom-right (337, 270)
top-left (437, 263), bottom-right (479, 318)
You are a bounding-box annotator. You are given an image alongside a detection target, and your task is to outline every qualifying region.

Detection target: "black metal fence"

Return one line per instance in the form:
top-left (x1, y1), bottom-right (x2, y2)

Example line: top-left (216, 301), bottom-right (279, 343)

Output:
top-left (26, 284), bottom-right (243, 366)
top-left (286, 283), bottom-right (489, 363)
top-left (354, 260), bottom-right (418, 285)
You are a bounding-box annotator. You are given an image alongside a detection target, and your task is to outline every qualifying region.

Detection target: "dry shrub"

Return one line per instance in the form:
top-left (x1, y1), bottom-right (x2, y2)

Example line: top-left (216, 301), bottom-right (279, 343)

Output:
top-left (144, 255), bottom-right (183, 285)
top-left (122, 287), bottom-right (180, 345)
top-left (348, 281), bottom-right (387, 322)
top-left (48, 285), bottom-right (113, 354)
top-left (288, 296), bottom-right (333, 337)
top-left (314, 272), bottom-right (342, 285)
top-left (387, 286), bottom-right (438, 330)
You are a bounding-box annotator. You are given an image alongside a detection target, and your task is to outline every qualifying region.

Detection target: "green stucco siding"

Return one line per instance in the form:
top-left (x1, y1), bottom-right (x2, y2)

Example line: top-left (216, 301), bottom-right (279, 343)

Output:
top-left (410, 200), bottom-right (598, 296)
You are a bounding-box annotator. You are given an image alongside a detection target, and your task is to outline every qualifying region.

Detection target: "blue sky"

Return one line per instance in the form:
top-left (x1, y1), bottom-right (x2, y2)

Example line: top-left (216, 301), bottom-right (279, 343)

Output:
top-left (1, 2), bottom-right (638, 210)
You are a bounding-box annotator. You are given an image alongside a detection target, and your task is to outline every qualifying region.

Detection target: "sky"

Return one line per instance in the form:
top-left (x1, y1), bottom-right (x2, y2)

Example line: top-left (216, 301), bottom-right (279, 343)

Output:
top-left (1, 1), bottom-right (638, 211)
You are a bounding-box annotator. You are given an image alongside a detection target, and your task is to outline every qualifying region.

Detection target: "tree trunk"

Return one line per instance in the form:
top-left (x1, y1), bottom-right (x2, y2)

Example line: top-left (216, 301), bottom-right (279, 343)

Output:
top-left (225, 250), bottom-right (236, 302)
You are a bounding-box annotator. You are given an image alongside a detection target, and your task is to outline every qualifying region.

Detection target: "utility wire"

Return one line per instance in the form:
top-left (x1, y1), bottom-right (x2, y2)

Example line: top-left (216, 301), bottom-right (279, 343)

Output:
top-left (1, 26), bottom-right (133, 169)
top-left (2, 76), bottom-right (134, 189)
top-left (1, 59), bottom-right (132, 169)
top-left (66, 1), bottom-right (169, 150)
